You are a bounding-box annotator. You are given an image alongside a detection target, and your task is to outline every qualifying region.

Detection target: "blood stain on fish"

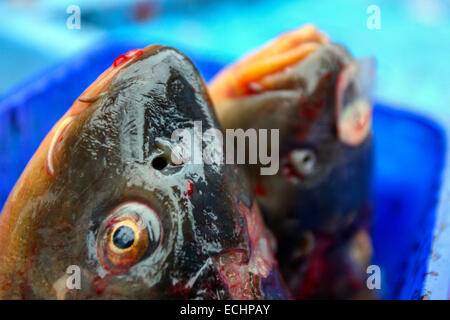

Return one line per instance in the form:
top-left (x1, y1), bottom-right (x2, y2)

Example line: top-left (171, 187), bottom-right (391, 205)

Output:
top-left (92, 276), bottom-right (107, 296)
top-left (185, 180), bottom-right (194, 197)
top-left (254, 183), bottom-right (266, 196)
top-left (113, 49), bottom-right (144, 68)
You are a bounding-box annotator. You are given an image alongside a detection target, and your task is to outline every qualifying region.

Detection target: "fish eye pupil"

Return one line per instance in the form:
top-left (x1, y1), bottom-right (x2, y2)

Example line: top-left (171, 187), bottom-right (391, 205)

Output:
top-left (112, 225), bottom-right (135, 249)
top-left (303, 154), bottom-right (312, 163)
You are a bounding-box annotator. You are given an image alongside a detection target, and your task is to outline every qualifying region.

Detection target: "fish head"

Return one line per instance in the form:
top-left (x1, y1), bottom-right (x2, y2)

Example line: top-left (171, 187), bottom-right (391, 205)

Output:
top-left (0, 46), bottom-right (288, 299)
top-left (209, 25), bottom-right (375, 237)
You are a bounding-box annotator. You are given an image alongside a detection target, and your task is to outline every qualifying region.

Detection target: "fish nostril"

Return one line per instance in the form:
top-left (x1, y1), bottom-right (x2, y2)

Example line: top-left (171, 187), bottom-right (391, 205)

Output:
top-left (152, 156), bottom-right (168, 170)
top-left (155, 139), bottom-right (184, 166)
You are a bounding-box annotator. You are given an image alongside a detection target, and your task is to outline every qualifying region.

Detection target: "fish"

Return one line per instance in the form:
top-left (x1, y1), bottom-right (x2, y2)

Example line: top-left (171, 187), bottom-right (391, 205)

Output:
top-left (209, 25), bottom-right (375, 299)
top-left (0, 45), bottom-right (289, 300)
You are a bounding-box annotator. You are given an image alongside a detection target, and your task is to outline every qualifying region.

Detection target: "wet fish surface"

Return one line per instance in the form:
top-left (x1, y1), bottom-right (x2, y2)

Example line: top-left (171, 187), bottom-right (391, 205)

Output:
top-left (0, 45), bottom-right (289, 300)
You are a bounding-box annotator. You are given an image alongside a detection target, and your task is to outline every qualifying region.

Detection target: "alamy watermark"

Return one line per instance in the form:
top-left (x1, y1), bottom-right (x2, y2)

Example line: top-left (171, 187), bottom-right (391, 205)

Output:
top-left (167, 121), bottom-right (280, 175)
top-left (366, 264), bottom-right (381, 290)
top-left (66, 5), bottom-right (81, 30)
top-left (66, 265), bottom-right (81, 290)
top-left (63, 263), bottom-right (382, 291)
top-left (366, 5), bottom-right (381, 30)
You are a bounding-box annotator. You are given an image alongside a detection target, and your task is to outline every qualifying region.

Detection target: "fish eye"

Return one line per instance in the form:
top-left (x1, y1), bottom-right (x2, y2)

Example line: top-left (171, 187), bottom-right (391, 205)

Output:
top-left (290, 149), bottom-right (317, 176)
top-left (97, 202), bottom-right (162, 273)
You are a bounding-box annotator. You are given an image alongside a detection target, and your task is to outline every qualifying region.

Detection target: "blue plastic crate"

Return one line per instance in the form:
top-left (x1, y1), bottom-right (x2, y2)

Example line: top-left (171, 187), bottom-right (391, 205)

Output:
top-left (0, 41), bottom-right (448, 299)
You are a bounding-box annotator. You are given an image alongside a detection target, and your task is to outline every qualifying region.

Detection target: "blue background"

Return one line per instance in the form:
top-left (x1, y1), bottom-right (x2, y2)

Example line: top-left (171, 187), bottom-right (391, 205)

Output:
top-left (0, 0), bottom-right (449, 118)
top-left (0, 0), bottom-right (449, 300)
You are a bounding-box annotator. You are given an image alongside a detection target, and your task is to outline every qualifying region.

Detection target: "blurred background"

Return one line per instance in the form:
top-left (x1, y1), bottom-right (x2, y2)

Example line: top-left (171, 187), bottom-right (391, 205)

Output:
top-left (0, 0), bottom-right (449, 118)
top-left (0, 0), bottom-right (450, 300)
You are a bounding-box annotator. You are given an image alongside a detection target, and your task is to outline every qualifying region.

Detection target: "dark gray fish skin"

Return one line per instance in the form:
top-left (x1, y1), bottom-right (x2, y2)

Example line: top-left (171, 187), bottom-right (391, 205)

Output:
top-left (210, 34), bottom-right (375, 299)
top-left (0, 47), bottom-right (289, 300)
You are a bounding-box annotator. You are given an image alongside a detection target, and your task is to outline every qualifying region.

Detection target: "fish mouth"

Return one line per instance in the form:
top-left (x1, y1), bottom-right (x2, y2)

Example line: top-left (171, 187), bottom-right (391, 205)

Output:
top-left (211, 203), bottom-right (277, 299)
top-left (68, 44), bottom-right (162, 118)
